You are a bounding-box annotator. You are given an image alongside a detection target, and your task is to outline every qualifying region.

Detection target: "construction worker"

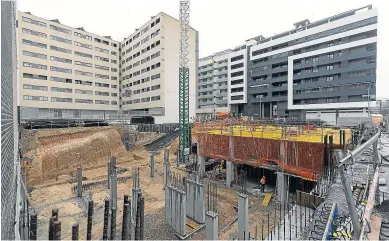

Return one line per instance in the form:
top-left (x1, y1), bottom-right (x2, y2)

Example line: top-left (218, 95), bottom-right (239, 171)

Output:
top-left (260, 176), bottom-right (266, 192)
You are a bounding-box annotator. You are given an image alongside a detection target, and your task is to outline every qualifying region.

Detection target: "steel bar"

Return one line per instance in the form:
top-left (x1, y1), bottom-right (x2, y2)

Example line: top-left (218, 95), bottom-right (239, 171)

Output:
top-left (30, 213), bottom-right (37, 240)
top-left (103, 198), bottom-right (109, 240)
top-left (86, 201), bottom-right (93, 240)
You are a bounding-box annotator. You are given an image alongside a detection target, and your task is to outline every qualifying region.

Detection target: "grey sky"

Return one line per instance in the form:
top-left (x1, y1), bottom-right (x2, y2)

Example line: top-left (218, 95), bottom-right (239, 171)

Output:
top-left (17, 0), bottom-right (388, 98)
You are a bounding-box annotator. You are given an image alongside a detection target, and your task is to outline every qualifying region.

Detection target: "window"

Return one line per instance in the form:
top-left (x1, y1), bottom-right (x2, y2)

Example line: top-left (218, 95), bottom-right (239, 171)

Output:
top-left (111, 59), bottom-right (117, 64)
top-left (95, 100), bottom-right (109, 105)
top-left (75, 80), bottom-right (93, 86)
top-left (50, 35), bottom-right (72, 44)
top-left (22, 28), bottom-right (47, 38)
top-left (75, 51), bottom-right (92, 58)
top-left (327, 42), bottom-right (334, 47)
top-left (74, 41), bottom-right (92, 49)
top-left (326, 76), bottom-right (334, 81)
top-left (151, 73), bottom-right (160, 80)
top-left (50, 25), bottom-right (71, 34)
top-left (151, 51), bottom-right (160, 60)
top-left (231, 55), bottom-right (244, 62)
top-left (111, 76), bottom-right (117, 81)
top-left (111, 68), bottom-right (117, 72)
top-left (75, 70), bottom-right (93, 77)
top-left (95, 56), bottom-right (109, 62)
top-left (151, 29), bottom-right (160, 38)
top-left (23, 62), bottom-right (47, 70)
top-left (23, 73), bottom-right (47, 80)
top-left (95, 91), bottom-right (109, 96)
top-left (141, 26), bottom-right (149, 34)
top-left (111, 51), bottom-right (117, 56)
top-left (95, 64), bottom-right (110, 71)
top-left (51, 76), bottom-right (72, 83)
top-left (327, 53), bottom-right (334, 59)
top-left (22, 39), bottom-right (47, 49)
top-left (133, 42), bottom-right (141, 49)
top-left (141, 56), bottom-right (150, 64)
top-left (23, 84), bottom-right (47, 91)
top-left (326, 65), bottom-right (334, 70)
top-left (151, 84), bottom-right (160, 91)
top-left (50, 66), bottom-right (72, 74)
top-left (133, 61), bottom-right (140, 67)
top-left (111, 43), bottom-right (117, 47)
top-left (51, 56), bottom-right (72, 64)
top-left (22, 16), bottom-right (47, 27)
top-left (95, 47), bottom-right (109, 54)
top-left (51, 97), bottom-right (72, 102)
top-left (50, 45), bottom-right (72, 54)
top-left (111, 93), bottom-right (118, 97)
top-left (313, 68), bottom-right (318, 73)
top-left (75, 60), bottom-right (92, 67)
top-left (231, 95), bottom-right (244, 100)
top-left (75, 89), bottom-right (93, 95)
top-left (95, 82), bottom-right (110, 88)
top-left (313, 56), bottom-right (319, 62)
top-left (231, 71), bottom-right (243, 78)
top-left (23, 50), bottom-right (47, 59)
top-left (74, 32), bottom-right (92, 40)
top-left (111, 84), bottom-right (117, 88)
top-left (75, 99), bottom-right (93, 104)
top-left (111, 101), bottom-right (118, 105)
top-left (51, 87), bottom-right (72, 93)
top-left (151, 95), bottom-right (160, 101)
top-left (141, 36), bottom-right (150, 44)
top-left (95, 74), bottom-right (109, 79)
top-left (231, 63), bottom-right (244, 70)
top-left (23, 95), bottom-right (48, 101)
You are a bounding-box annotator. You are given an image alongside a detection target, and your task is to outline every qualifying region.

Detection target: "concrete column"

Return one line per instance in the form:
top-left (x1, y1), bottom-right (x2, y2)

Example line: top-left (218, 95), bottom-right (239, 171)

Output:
top-left (226, 161), bottom-right (234, 187)
top-left (198, 155), bottom-right (206, 178)
top-left (277, 172), bottom-right (287, 204)
top-left (150, 154), bottom-right (155, 177)
top-left (270, 103), bottom-right (273, 119)
top-left (163, 149), bottom-right (170, 188)
top-left (205, 211), bottom-right (218, 240)
top-left (77, 168), bottom-right (82, 198)
top-left (238, 194), bottom-right (249, 240)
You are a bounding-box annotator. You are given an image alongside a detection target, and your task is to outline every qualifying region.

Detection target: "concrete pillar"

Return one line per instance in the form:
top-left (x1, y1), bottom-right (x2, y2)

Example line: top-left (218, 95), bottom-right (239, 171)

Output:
top-left (270, 103), bottom-right (273, 119)
top-left (163, 149), bottom-right (170, 188)
top-left (77, 168), bottom-right (82, 198)
top-left (150, 154), bottom-right (155, 177)
top-left (205, 211), bottom-right (218, 240)
top-left (226, 161), bottom-right (234, 187)
top-left (238, 194), bottom-right (249, 240)
top-left (277, 172), bottom-right (287, 204)
top-left (198, 155), bottom-right (206, 177)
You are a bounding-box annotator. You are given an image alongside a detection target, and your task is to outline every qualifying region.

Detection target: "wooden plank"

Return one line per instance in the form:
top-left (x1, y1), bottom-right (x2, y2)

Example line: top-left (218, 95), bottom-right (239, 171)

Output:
top-left (262, 193), bottom-right (272, 207)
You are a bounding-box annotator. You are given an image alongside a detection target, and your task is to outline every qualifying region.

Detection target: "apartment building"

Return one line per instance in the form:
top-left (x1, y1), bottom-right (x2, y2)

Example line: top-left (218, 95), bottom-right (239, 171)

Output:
top-left (247, 5), bottom-right (377, 121)
top-left (120, 13), bottom-right (199, 124)
top-left (18, 11), bottom-right (120, 120)
top-left (196, 50), bottom-right (230, 119)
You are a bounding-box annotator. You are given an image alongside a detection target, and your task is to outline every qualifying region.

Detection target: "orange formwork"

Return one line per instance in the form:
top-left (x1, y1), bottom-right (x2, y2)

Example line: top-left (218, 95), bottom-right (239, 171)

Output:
top-left (194, 120), bottom-right (347, 180)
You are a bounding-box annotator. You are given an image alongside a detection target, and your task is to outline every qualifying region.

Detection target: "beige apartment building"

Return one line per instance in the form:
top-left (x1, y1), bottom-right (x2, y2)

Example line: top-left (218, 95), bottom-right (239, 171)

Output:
top-left (18, 11), bottom-right (120, 120)
top-left (120, 13), bottom-right (199, 124)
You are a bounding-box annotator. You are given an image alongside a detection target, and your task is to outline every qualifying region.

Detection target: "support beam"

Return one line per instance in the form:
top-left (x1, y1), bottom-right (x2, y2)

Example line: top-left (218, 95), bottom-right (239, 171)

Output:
top-left (205, 211), bottom-right (218, 240)
top-left (238, 194), bottom-right (249, 240)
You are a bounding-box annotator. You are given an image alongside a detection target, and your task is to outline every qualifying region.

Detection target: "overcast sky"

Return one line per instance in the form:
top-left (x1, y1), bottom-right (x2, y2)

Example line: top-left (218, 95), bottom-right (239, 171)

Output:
top-left (17, 0), bottom-right (388, 98)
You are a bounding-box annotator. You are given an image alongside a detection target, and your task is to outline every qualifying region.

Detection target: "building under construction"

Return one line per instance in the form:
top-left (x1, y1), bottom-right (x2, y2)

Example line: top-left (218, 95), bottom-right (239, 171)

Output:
top-left (194, 119), bottom-right (352, 186)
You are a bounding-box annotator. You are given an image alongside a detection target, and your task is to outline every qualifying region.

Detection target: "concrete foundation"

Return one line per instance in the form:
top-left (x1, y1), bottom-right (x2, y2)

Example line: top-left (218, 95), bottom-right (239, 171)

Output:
top-left (205, 211), bottom-right (218, 240)
top-left (165, 185), bottom-right (187, 236)
top-left (238, 194), bottom-right (249, 240)
top-left (277, 172), bottom-right (288, 204)
top-left (226, 161), bottom-right (235, 187)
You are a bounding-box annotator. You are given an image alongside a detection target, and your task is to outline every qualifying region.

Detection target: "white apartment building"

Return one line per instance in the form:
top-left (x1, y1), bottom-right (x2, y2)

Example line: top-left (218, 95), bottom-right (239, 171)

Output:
top-left (120, 13), bottom-right (199, 124)
top-left (196, 50), bottom-right (230, 119)
top-left (18, 11), bottom-right (120, 120)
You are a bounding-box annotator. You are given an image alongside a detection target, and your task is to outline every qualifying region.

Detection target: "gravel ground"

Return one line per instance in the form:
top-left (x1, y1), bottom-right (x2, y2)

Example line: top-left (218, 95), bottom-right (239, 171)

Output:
top-left (143, 208), bottom-right (177, 239)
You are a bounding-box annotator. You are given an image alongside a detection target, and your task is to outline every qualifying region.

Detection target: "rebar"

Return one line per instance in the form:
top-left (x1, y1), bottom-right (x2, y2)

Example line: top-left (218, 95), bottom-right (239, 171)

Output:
top-left (86, 201), bottom-right (93, 240)
top-left (72, 223), bottom-right (79, 240)
top-left (30, 213), bottom-right (37, 240)
top-left (103, 198), bottom-right (109, 240)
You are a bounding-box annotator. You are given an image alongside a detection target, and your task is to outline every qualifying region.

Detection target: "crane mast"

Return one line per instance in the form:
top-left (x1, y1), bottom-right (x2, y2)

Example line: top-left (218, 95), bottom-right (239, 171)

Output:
top-left (178, 0), bottom-right (191, 163)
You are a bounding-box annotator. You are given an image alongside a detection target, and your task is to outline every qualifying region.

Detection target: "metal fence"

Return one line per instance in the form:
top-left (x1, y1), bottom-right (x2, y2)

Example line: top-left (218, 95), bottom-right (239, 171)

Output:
top-left (1, 1), bottom-right (20, 239)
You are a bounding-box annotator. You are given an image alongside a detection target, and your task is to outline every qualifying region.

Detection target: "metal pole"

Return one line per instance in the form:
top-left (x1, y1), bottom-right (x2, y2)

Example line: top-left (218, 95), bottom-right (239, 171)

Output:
top-left (86, 201), bottom-right (93, 240)
top-left (339, 166), bottom-right (361, 237)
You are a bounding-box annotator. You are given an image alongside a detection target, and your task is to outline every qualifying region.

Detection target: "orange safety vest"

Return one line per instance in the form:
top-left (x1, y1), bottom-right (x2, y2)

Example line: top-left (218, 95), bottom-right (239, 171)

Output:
top-left (260, 177), bottom-right (266, 185)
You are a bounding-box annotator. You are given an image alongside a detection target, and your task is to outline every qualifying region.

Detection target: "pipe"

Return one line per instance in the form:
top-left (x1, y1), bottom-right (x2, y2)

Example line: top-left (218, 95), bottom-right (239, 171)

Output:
top-left (337, 131), bottom-right (380, 167)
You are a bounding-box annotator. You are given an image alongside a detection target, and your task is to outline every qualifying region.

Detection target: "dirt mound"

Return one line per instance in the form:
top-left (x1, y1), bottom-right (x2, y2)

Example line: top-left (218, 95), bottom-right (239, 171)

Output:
top-left (26, 127), bottom-right (125, 185)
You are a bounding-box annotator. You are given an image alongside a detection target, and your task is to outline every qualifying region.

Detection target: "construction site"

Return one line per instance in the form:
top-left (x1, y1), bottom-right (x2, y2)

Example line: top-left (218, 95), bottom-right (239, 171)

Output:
top-left (17, 115), bottom-right (389, 240)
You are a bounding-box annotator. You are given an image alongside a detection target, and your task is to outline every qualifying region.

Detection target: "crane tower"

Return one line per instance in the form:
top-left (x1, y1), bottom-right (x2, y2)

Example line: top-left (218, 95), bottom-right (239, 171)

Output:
top-left (178, 0), bottom-right (190, 163)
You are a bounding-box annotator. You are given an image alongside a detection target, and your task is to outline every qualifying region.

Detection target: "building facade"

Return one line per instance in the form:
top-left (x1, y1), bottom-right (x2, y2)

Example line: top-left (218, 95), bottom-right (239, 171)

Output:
top-left (18, 11), bottom-right (121, 120)
top-left (196, 5), bottom-right (377, 123)
top-left (120, 13), bottom-right (199, 124)
top-left (196, 50), bottom-right (230, 119)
